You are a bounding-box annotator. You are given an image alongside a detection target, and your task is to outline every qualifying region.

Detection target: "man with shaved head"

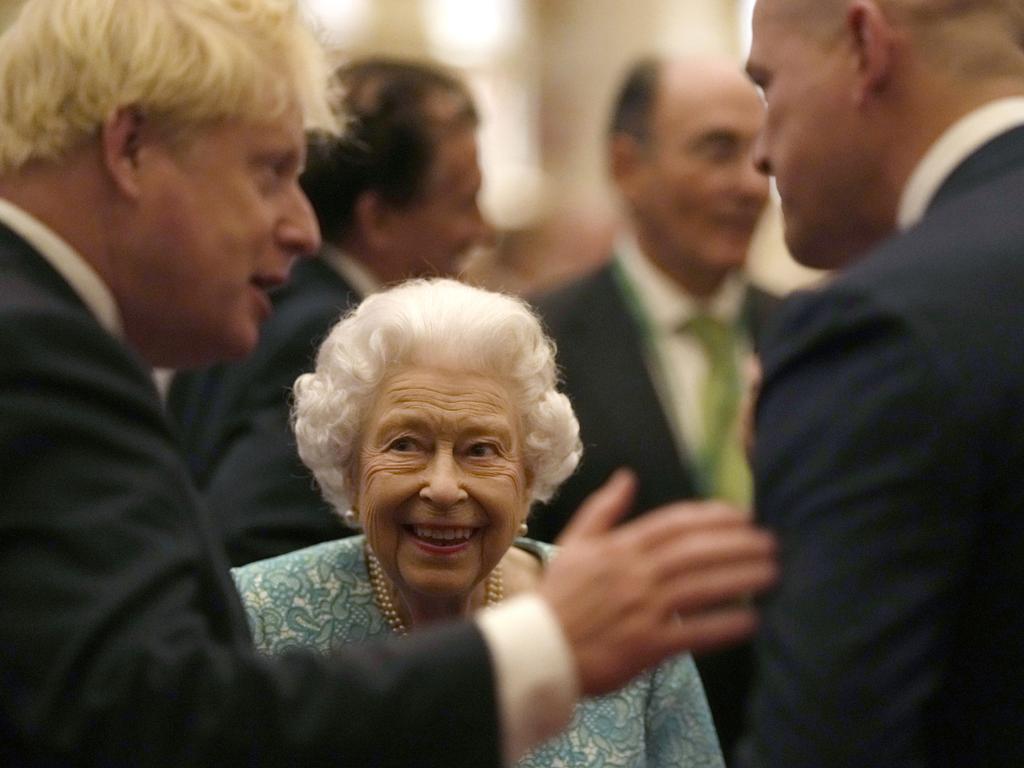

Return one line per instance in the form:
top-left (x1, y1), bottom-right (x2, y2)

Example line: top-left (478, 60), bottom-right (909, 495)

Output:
top-left (531, 55), bottom-right (777, 760)
top-left (739, 0), bottom-right (1024, 765)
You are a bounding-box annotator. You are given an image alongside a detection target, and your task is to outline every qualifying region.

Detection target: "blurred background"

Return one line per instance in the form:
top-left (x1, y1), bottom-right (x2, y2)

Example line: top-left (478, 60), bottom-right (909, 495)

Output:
top-left (0, 0), bottom-right (823, 295)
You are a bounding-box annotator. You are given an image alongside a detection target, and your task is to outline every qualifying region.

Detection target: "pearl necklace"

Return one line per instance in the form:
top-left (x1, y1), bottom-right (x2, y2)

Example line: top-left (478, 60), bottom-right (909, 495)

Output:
top-left (364, 543), bottom-right (504, 636)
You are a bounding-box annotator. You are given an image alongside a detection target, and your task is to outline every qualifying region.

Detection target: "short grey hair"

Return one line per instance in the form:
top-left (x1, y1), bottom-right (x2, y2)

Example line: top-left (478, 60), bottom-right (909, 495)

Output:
top-left (292, 278), bottom-right (582, 513)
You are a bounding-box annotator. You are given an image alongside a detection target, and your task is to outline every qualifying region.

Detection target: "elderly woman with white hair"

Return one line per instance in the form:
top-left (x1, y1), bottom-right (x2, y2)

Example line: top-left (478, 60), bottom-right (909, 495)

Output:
top-left (233, 278), bottom-right (725, 767)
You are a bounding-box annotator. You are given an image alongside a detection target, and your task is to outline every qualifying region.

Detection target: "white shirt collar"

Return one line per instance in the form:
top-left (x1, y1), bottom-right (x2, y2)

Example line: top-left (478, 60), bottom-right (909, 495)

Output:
top-left (615, 231), bottom-right (745, 334)
top-left (898, 97), bottom-right (1024, 229)
top-left (320, 245), bottom-right (381, 299)
top-left (0, 198), bottom-right (123, 337)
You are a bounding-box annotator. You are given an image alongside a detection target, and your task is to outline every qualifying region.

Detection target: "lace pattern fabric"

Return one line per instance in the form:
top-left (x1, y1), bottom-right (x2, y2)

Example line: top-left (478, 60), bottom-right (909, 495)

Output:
top-left (233, 535), bottom-right (724, 768)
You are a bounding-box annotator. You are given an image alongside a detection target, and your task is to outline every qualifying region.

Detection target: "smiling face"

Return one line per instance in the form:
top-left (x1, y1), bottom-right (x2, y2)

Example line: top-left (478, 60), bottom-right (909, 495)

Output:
top-left (354, 365), bottom-right (530, 623)
top-left (114, 109), bottom-right (320, 367)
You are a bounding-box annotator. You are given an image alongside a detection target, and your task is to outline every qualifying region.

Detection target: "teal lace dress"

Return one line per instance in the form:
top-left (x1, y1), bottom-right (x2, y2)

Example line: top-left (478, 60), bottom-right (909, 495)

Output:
top-left (233, 536), bottom-right (725, 768)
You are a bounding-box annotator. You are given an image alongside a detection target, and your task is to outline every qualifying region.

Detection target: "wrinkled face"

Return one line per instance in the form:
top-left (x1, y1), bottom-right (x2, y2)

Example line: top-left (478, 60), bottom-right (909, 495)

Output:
top-left (622, 63), bottom-right (769, 292)
top-left (355, 365), bottom-right (530, 614)
top-left (747, 0), bottom-right (890, 268)
top-left (116, 109), bottom-right (319, 367)
top-left (386, 124), bottom-right (490, 278)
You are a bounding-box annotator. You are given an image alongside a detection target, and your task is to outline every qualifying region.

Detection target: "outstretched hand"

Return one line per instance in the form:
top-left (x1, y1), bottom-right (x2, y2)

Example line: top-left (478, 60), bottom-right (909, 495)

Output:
top-left (538, 469), bottom-right (777, 696)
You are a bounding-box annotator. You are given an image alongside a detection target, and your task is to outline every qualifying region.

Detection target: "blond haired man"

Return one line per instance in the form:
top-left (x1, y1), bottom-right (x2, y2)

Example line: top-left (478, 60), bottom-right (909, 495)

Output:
top-left (0, 2), bottom-right (778, 766)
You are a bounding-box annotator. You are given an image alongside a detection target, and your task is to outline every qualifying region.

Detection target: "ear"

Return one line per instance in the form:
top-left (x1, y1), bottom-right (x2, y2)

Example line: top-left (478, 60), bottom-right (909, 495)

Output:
top-left (847, 0), bottom-right (898, 105)
top-left (345, 467), bottom-right (361, 509)
top-left (100, 106), bottom-right (148, 199)
top-left (354, 190), bottom-right (394, 252)
top-left (609, 133), bottom-right (649, 198)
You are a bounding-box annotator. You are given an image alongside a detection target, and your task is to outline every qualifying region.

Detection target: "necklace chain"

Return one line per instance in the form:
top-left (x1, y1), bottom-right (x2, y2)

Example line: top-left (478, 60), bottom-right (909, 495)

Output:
top-left (364, 543), bottom-right (504, 636)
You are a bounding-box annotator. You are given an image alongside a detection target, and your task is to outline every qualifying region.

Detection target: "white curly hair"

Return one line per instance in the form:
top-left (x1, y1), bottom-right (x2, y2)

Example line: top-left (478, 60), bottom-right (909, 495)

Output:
top-left (292, 277), bottom-right (582, 514)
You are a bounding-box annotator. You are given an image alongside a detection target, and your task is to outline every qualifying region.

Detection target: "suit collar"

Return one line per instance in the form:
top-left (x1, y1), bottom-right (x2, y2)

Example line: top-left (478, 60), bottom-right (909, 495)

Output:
top-left (898, 97), bottom-right (1024, 229)
top-left (319, 245), bottom-right (379, 299)
top-left (614, 232), bottom-right (747, 333)
top-left (0, 198), bottom-right (122, 337)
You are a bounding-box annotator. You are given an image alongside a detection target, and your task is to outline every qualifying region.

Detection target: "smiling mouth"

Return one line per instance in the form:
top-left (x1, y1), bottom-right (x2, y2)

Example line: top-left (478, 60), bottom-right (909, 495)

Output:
top-left (406, 525), bottom-right (478, 547)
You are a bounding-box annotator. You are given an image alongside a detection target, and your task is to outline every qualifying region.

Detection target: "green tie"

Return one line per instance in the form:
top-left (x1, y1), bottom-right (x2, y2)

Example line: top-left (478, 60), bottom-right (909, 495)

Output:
top-left (685, 313), bottom-right (752, 506)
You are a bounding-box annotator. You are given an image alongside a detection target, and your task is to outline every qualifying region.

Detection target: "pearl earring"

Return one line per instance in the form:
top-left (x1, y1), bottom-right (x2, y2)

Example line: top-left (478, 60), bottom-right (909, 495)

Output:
top-left (518, 522), bottom-right (528, 536)
top-left (342, 508), bottom-right (361, 529)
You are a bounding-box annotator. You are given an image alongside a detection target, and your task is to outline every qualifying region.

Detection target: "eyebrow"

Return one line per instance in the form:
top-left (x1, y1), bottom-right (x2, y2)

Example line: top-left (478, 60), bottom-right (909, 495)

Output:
top-left (374, 411), bottom-right (514, 442)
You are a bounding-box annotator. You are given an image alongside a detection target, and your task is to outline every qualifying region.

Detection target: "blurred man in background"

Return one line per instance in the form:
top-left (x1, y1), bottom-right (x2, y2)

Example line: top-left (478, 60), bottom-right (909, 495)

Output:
top-left (531, 54), bottom-right (776, 761)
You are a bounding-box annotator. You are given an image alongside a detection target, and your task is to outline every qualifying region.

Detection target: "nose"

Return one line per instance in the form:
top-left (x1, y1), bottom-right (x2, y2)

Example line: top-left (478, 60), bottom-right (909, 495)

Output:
top-left (738, 155), bottom-right (770, 207)
top-left (278, 184), bottom-right (322, 258)
top-left (752, 131), bottom-right (772, 178)
top-left (419, 450), bottom-right (468, 508)
top-left (473, 208), bottom-right (497, 250)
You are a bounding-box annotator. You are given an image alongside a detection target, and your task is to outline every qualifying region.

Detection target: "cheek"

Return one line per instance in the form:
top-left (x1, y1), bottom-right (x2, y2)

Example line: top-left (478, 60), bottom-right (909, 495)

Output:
top-left (357, 456), bottom-right (417, 529)
top-left (474, 464), bottom-right (530, 525)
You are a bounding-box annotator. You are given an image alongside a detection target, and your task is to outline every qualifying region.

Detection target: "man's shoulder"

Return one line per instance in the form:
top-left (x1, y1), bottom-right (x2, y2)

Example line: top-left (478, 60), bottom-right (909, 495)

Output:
top-left (0, 244), bottom-right (152, 389)
top-left (531, 261), bottom-right (619, 331)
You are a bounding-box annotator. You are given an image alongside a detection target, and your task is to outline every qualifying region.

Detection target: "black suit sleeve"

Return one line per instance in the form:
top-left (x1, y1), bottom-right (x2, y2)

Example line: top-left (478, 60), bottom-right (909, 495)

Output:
top-left (741, 287), bottom-right (976, 767)
top-left (0, 305), bottom-right (499, 767)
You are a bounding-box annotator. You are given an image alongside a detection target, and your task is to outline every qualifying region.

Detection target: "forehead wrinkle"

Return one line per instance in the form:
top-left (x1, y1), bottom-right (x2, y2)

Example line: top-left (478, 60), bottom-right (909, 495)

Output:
top-left (372, 386), bottom-right (517, 440)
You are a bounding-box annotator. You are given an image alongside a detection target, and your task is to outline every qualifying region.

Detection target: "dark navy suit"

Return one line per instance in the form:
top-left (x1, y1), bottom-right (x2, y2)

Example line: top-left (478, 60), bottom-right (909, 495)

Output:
top-left (742, 125), bottom-right (1024, 766)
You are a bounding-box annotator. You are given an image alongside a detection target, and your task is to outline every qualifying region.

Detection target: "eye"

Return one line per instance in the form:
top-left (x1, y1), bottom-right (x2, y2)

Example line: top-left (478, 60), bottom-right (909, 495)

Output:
top-left (254, 165), bottom-right (284, 196)
top-left (386, 436), bottom-right (419, 453)
top-left (694, 133), bottom-right (741, 163)
top-left (253, 153), bottom-right (300, 196)
top-left (466, 441), bottom-right (499, 458)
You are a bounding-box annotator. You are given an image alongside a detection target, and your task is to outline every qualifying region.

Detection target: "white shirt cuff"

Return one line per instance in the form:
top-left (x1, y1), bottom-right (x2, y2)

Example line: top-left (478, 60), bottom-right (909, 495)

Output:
top-left (476, 594), bottom-right (579, 765)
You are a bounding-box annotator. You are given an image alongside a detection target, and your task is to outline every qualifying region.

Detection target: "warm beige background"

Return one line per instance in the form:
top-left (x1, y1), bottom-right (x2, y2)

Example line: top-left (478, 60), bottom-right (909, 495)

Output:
top-left (303, 0), bottom-right (823, 294)
top-left (0, 0), bottom-right (824, 294)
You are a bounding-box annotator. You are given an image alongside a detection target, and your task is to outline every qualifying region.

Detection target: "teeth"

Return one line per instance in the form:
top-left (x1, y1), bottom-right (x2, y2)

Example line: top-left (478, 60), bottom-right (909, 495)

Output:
top-left (413, 526), bottom-right (473, 542)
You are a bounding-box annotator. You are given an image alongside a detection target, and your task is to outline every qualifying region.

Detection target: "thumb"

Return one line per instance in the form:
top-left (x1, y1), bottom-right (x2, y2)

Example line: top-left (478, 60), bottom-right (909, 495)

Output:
top-left (556, 468), bottom-right (637, 544)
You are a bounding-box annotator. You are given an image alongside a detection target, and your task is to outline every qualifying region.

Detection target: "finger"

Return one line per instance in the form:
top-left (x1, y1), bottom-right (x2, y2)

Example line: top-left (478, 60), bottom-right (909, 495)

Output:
top-left (665, 606), bottom-right (761, 655)
top-left (556, 468), bottom-right (637, 544)
top-left (611, 501), bottom-right (755, 552)
top-left (663, 560), bottom-right (779, 616)
top-left (649, 527), bottom-right (778, 579)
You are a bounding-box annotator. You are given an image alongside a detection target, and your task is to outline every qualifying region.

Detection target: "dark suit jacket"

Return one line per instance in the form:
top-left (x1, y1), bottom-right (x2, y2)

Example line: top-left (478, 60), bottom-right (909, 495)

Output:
top-left (530, 262), bottom-right (778, 541)
top-left (530, 261), bottom-right (778, 762)
top-left (169, 256), bottom-right (359, 566)
top-left (0, 229), bottom-right (499, 767)
top-left (741, 125), bottom-right (1024, 767)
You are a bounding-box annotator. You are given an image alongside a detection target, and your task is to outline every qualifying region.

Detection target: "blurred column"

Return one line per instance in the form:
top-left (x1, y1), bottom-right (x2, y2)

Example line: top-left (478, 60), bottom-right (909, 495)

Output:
top-left (0, 0), bottom-right (25, 30)
top-left (365, 0), bottom-right (431, 56)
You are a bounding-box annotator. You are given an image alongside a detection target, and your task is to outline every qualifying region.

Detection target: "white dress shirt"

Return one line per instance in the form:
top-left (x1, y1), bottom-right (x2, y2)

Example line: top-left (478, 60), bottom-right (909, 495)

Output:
top-left (898, 97), bottom-right (1024, 229)
top-left (615, 233), bottom-right (751, 460)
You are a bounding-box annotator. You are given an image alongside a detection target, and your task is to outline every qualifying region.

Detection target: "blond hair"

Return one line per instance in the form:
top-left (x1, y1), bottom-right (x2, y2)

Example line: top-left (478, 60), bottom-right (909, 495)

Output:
top-left (0, 0), bottom-right (338, 173)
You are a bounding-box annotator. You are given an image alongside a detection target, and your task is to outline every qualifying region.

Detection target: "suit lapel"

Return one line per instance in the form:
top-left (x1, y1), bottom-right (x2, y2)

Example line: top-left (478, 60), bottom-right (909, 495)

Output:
top-left (568, 265), bottom-right (698, 492)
